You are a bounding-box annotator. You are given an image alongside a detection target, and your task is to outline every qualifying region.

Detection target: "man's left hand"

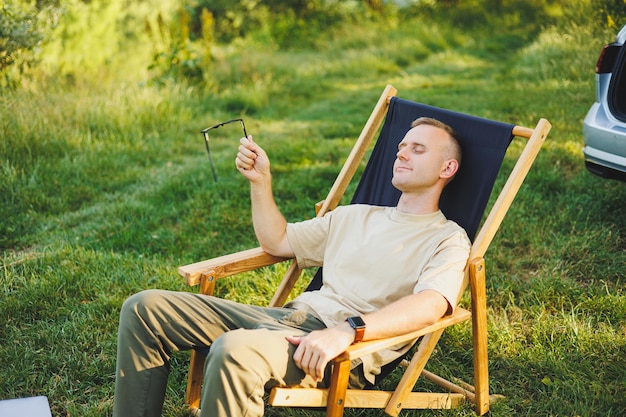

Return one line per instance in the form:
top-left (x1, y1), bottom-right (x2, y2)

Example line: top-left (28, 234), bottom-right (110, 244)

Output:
top-left (286, 323), bottom-right (355, 382)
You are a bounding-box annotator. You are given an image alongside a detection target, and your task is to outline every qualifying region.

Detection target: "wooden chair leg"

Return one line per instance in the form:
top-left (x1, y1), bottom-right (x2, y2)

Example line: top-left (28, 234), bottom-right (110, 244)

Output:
top-left (185, 350), bottom-right (206, 410)
top-left (185, 273), bottom-right (215, 411)
top-left (470, 257), bottom-right (489, 415)
top-left (385, 329), bottom-right (445, 416)
top-left (326, 359), bottom-right (351, 417)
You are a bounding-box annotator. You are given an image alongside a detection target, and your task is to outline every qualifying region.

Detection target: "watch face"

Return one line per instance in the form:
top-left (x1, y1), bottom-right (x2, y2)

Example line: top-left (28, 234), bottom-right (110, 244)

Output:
top-left (348, 316), bottom-right (365, 328)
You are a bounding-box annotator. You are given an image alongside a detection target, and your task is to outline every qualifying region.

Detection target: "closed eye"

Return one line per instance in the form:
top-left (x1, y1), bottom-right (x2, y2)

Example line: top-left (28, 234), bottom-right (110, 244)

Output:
top-left (398, 143), bottom-right (426, 153)
top-left (398, 142), bottom-right (426, 154)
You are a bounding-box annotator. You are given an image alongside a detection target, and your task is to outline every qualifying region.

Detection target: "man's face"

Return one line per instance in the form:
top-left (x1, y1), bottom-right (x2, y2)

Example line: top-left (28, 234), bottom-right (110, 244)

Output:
top-left (391, 124), bottom-right (455, 193)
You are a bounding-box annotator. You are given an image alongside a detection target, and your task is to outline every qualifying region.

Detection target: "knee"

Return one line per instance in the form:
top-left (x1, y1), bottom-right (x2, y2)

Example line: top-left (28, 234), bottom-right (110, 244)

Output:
top-left (208, 329), bottom-right (258, 365)
top-left (205, 330), bottom-right (304, 388)
top-left (119, 289), bottom-right (166, 327)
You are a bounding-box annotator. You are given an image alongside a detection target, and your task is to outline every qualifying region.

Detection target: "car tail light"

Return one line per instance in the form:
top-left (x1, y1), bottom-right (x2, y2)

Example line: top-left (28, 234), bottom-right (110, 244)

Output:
top-left (596, 43), bottom-right (621, 74)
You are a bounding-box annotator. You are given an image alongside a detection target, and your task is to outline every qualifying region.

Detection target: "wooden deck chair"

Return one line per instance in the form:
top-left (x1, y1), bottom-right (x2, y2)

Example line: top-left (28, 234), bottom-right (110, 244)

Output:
top-left (178, 84), bottom-right (551, 416)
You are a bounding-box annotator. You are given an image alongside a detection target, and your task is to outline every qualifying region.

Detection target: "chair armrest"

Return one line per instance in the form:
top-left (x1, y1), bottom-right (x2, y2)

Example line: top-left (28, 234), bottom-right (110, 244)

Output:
top-left (178, 247), bottom-right (292, 286)
top-left (335, 307), bottom-right (472, 362)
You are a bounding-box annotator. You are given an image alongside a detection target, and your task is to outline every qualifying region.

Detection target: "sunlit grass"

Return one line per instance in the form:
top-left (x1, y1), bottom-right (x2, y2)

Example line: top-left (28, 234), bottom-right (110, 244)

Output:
top-left (1, 4), bottom-right (626, 417)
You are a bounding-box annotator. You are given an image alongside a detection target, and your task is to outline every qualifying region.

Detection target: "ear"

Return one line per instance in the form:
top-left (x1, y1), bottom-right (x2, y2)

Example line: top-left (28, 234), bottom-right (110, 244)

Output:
top-left (440, 159), bottom-right (459, 180)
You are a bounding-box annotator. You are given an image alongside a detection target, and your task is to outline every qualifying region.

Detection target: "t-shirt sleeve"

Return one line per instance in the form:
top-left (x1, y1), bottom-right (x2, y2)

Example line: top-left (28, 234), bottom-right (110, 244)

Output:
top-left (286, 209), bottom-right (340, 269)
top-left (412, 231), bottom-right (470, 314)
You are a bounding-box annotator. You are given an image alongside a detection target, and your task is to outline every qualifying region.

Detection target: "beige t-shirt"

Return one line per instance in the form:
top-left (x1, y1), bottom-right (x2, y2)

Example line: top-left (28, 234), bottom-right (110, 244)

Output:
top-left (285, 204), bottom-right (470, 384)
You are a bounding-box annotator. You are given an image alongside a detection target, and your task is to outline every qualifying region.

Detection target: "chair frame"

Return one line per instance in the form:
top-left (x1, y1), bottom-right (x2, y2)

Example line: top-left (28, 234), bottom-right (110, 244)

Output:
top-left (178, 84), bottom-right (551, 416)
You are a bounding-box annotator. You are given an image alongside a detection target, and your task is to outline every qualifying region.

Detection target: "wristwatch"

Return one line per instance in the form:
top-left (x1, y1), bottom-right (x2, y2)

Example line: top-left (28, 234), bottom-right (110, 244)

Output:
top-left (346, 316), bottom-right (366, 343)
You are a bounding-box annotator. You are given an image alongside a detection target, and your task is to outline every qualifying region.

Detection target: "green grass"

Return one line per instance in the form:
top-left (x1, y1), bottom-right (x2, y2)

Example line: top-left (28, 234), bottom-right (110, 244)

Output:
top-left (2, 3), bottom-right (626, 417)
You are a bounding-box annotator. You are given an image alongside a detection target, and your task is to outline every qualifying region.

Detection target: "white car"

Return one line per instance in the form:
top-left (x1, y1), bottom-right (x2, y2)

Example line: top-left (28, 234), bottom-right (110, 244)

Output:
top-left (583, 24), bottom-right (626, 182)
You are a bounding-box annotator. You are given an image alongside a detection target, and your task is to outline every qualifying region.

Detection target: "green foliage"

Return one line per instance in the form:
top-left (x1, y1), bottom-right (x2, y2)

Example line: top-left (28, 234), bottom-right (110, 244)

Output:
top-left (2, 1), bottom-right (626, 416)
top-left (146, 0), bottom-right (371, 83)
top-left (36, 0), bottom-right (182, 81)
top-left (146, 5), bottom-right (216, 84)
top-left (0, 0), bottom-right (58, 87)
top-left (407, 0), bottom-right (563, 57)
top-left (187, 0), bottom-right (361, 45)
top-left (592, 0), bottom-right (626, 28)
top-left (257, 0), bottom-right (359, 49)
top-left (42, 0), bottom-right (124, 75)
top-left (4, 0), bottom-right (625, 86)
top-left (0, 2), bottom-right (39, 71)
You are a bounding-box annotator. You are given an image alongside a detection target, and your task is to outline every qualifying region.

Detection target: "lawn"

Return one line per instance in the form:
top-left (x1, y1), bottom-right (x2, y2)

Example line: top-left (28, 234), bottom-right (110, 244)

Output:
top-left (1, 2), bottom-right (625, 416)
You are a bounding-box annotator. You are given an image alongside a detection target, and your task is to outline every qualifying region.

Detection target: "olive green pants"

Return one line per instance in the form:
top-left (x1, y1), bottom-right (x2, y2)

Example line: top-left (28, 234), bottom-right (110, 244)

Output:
top-left (112, 289), bottom-right (329, 417)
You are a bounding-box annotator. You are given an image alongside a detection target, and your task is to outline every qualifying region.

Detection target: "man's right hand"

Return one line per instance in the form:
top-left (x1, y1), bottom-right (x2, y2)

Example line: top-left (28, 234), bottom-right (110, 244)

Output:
top-left (236, 136), bottom-right (270, 183)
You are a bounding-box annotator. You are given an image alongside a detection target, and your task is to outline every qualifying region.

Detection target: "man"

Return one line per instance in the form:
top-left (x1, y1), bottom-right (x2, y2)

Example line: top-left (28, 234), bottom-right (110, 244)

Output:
top-left (113, 117), bottom-right (470, 417)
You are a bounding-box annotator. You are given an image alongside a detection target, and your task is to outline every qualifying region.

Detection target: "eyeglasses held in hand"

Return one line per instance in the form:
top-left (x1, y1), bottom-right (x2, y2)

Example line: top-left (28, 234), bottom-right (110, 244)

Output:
top-left (201, 118), bottom-right (248, 182)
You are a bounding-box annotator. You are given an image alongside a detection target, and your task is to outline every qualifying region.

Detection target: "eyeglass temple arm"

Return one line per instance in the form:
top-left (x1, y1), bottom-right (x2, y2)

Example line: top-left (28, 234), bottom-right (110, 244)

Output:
top-left (203, 132), bottom-right (218, 182)
top-left (239, 119), bottom-right (248, 138)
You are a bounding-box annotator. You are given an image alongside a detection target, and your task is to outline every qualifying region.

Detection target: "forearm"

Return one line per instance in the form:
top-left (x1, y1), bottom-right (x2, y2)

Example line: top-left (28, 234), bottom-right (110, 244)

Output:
top-left (236, 136), bottom-right (293, 257)
top-left (360, 290), bottom-right (449, 341)
top-left (250, 178), bottom-right (292, 257)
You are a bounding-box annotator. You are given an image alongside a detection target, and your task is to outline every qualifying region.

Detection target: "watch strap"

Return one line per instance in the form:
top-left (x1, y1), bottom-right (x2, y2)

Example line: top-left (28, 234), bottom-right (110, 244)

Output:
top-left (347, 316), bottom-right (366, 343)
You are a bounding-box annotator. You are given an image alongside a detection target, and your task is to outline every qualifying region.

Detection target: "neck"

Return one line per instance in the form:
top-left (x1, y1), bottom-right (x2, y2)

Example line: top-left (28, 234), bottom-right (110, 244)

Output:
top-left (396, 191), bottom-right (440, 215)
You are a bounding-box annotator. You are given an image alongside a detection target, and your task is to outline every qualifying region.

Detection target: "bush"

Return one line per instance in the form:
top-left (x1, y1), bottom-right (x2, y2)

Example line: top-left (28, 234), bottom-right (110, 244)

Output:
top-left (0, 1), bottom-right (58, 87)
top-left (592, 0), bottom-right (626, 28)
top-left (189, 0), bottom-right (356, 45)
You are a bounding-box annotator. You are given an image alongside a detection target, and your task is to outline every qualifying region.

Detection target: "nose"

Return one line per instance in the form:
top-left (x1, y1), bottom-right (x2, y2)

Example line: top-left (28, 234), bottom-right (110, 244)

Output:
top-left (396, 147), bottom-right (409, 160)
